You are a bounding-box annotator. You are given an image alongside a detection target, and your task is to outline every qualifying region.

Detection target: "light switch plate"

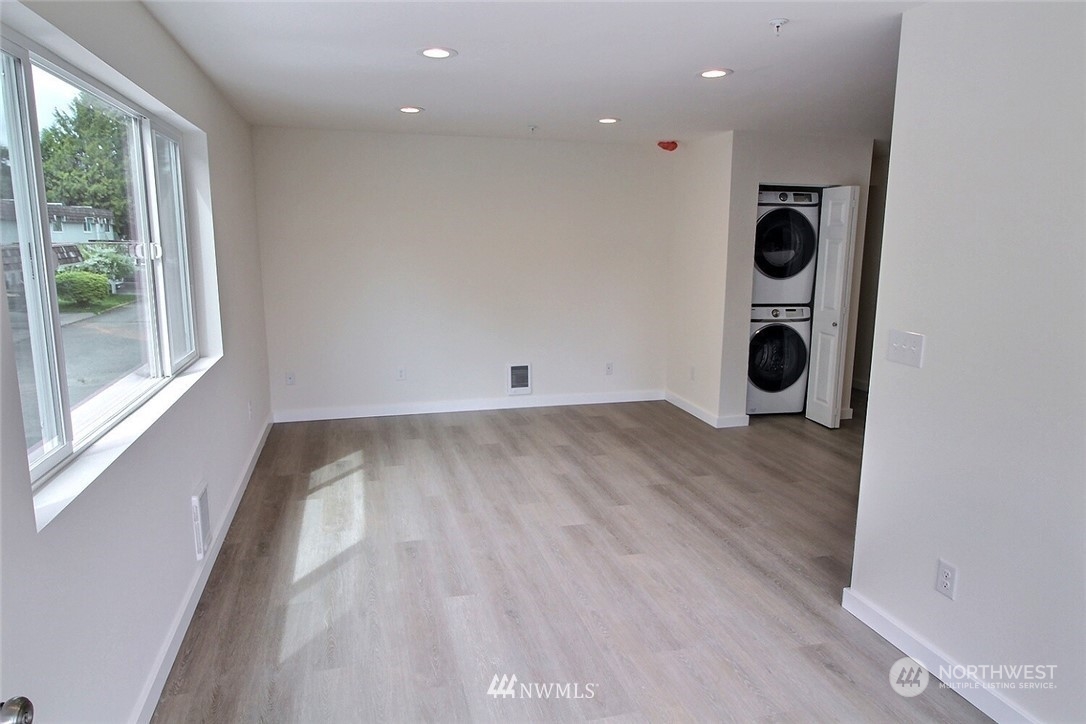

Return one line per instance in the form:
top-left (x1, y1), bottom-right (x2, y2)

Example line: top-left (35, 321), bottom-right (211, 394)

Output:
top-left (888, 329), bottom-right (925, 368)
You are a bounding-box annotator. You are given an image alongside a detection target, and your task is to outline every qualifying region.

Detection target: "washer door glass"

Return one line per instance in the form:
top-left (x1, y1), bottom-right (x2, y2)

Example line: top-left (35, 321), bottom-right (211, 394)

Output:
top-left (755, 208), bottom-right (816, 280)
top-left (749, 324), bottom-right (808, 392)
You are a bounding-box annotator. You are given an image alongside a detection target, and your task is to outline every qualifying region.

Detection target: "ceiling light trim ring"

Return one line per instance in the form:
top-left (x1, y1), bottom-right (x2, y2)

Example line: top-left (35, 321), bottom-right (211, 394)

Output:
top-left (419, 47), bottom-right (458, 59)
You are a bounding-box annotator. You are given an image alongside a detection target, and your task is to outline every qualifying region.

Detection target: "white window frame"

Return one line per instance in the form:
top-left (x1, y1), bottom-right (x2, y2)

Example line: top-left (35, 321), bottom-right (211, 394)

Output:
top-left (2, 31), bottom-right (200, 487)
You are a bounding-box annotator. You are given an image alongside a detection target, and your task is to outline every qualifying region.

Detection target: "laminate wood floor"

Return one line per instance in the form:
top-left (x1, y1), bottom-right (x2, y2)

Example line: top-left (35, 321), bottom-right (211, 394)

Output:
top-left (153, 400), bottom-right (987, 723)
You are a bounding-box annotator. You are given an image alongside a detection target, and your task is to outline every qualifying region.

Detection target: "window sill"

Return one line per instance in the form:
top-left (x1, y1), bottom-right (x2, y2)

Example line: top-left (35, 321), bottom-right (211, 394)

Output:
top-left (32, 354), bottom-right (221, 531)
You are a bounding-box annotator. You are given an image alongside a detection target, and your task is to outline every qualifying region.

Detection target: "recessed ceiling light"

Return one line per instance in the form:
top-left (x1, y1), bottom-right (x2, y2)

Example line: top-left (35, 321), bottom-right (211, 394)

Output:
top-left (700, 68), bottom-right (733, 79)
top-left (399, 106), bottom-right (424, 114)
top-left (419, 47), bottom-right (458, 59)
top-left (598, 117), bottom-right (620, 124)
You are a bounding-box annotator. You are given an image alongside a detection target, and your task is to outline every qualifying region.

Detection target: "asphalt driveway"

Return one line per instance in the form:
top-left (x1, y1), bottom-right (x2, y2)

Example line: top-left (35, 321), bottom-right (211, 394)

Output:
top-left (14, 302), bottom-right (145, 449)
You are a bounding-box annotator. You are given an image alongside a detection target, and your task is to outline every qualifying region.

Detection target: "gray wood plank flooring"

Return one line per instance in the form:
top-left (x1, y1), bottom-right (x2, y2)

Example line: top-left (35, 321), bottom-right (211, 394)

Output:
top-left (153, 400), bottom-right (988, 722)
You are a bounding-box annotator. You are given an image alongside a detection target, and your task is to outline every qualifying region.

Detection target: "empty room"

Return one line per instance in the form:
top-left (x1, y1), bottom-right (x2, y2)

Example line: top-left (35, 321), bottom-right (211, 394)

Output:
top-left (0, 2), bottom-right (1082, 722)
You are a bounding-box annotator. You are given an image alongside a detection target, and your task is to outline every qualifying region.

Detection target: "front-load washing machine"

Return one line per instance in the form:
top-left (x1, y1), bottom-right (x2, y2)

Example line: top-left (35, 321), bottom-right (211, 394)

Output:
top-left (751, 188), bottom-right (820, 306)
top-left (747, 305), bottom-right (811, 415)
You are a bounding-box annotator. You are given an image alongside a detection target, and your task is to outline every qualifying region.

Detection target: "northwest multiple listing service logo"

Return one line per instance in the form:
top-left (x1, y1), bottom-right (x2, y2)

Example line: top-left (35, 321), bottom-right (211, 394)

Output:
top-left (889, 657), bottom-right (930, 697)
top-left (888, 657), bottom-right (1057, 698)
top-left (487, 674), bottom-right (597, 700)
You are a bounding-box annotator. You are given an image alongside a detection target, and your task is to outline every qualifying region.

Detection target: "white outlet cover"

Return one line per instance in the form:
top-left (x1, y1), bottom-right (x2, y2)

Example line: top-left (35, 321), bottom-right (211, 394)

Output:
top-left (936, 558), bottom-right (957, 600)
top-left (888, 329), bottom-right (925, 368)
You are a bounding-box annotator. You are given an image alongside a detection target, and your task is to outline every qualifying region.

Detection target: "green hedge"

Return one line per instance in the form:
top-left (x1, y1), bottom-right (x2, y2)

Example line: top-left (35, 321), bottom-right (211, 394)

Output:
top-left (76, 245), bottom-right (135, 281)
top-left (55, 269), bottom-right (110, 306)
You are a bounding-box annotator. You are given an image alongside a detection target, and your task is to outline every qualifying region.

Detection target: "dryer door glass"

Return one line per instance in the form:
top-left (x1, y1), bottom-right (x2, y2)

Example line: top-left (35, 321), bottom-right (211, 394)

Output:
top-left (754, 208), bottom-right (816, 279)
top-left (749, 324), bottom-right (808, 392)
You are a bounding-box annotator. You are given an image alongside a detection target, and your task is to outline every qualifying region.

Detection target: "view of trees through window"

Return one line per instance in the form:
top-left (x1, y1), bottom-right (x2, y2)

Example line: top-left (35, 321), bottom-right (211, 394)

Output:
top-left (30, 67), bottom-right (147, 452)
top-left (32, 66), bottom-right (154, 437)
top-left (4, 42), bottom-right (197, 479)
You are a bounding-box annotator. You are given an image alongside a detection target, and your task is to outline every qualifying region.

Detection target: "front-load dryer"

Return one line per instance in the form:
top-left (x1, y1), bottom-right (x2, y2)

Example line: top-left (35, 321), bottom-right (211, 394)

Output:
top-left (751, 188), bottom-right (820, 306)
top-left (747, 305), bottom-right (811, 415)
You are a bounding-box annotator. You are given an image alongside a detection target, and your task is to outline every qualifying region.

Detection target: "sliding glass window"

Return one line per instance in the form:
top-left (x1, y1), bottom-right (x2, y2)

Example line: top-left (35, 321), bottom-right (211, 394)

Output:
top-left (1, 38), bottom-right (197, 484)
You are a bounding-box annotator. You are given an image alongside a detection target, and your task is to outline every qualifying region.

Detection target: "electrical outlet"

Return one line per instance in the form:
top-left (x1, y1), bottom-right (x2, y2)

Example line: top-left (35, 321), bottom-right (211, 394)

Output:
top-left (936, 559), bottom-right (957, 600)
top-left (285, 372), bottom-right (296, 386)
top-left (396, 367), bottom-right (407, 381)
top-left (605, 362), bottom-right (614, 376)
top-left (247, 400), bottom-right (252, 421)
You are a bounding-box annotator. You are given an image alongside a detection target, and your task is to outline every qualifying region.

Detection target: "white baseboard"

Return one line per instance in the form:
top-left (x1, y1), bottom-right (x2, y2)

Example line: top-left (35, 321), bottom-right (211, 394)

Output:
top-left (842, 587), bottom-right (1037, 723)
top-left (135, 420), bottom-right (273, 723)
top-left (664, 391), bottom-right (749, 429)
top-left (713, 413), bottom-right (750, 428)
top-left (273, 389), bottom-right (666, 424)
top-left (840, 407), bottom-right (854, 421)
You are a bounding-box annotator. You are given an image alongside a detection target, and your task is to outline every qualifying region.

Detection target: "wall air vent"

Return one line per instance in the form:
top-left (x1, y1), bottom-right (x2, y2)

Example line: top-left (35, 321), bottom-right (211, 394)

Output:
top-left (508, 364), bottom-right (531, 395)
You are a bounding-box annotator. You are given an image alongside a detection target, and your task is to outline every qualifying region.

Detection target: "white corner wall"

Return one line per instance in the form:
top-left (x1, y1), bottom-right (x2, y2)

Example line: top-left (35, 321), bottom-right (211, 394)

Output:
top-left (847, 4), bottom-right (1085, 721)
top-left (255, 128), bottom-right (672, 421)
top-left (665, 132), bottom-right (735, 425)
top-left (0, 2), bottom-right (269, 721)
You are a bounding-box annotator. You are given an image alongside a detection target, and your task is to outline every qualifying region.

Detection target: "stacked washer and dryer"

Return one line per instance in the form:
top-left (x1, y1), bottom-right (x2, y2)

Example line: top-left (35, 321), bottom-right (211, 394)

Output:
top-left (747, 187), bottom-right (820, 415)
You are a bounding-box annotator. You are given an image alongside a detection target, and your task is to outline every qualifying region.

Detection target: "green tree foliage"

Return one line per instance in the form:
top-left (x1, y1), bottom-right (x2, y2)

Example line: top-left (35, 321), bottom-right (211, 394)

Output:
top-left (76, 243), bottom-right (135, 282)
top-left (54, 269), bottom-right (110, 305)
top-left (39, 93), bottom-right (131, 239)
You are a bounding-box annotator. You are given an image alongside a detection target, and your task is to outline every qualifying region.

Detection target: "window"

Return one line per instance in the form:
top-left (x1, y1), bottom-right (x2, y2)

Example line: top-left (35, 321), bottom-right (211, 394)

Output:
top-left (1, 40), bottom-right (197, 484)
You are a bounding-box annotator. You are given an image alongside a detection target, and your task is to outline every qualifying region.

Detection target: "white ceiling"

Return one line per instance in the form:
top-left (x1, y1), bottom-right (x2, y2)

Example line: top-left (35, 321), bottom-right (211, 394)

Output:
top-left (144, 1), bottom-right (914, 144)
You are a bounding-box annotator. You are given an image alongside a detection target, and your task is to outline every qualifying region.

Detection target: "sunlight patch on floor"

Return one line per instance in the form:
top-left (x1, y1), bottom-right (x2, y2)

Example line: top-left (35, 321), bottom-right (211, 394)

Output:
top-left (281, 450), bottom-right (367, 664)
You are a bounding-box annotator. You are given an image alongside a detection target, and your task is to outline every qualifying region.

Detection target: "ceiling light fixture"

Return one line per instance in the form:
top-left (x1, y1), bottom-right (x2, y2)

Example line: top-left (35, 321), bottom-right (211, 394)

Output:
top-left (399, 106), bottom-right (424, 114)
top-left (770, 18), bottom-right (789, 36)
top-left (598, 117), bottom-right (620, 124)
top-left (700, 68), bottom-right (733, 79)
top-left (419, 47), bottom-right (457, 59)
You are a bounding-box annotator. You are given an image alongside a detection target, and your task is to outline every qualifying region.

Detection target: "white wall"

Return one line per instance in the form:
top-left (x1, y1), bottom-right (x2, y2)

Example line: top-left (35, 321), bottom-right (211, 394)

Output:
top-left (256, 128), bottom-right (672, 421)
top-left (665, 132), bottom-right (734, 425)
top-left (0, 2), bottom-right (269, 721)
top-left (847, 4), bottom-right (1085, 721)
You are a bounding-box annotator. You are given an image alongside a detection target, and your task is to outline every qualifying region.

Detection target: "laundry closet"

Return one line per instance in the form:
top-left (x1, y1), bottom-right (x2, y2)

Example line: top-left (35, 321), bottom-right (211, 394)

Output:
top-left (746, 183), bottom-right (860, 428)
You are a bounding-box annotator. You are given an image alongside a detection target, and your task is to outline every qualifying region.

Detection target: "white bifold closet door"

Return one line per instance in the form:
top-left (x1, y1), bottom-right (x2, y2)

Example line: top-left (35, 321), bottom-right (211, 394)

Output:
top-left (806, 185), bottom-right (860, 429)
